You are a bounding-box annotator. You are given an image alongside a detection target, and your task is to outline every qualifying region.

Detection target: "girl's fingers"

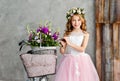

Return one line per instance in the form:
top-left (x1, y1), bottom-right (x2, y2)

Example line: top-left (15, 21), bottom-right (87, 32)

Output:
top-left (60, 41), bottom-right (66, 47)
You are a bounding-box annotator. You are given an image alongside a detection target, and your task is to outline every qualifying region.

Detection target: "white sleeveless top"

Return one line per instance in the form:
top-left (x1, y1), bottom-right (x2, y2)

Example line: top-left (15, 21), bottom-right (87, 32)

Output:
top-left (65, 31), bottom-right (85, 55)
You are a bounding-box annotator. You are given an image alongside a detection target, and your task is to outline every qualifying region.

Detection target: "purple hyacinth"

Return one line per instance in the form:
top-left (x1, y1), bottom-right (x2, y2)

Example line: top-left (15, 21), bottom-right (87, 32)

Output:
top-left (52, 32), bottom-right (59, 40)
top-left (29, 33), bottom-right (33, 41)
top-left (41, 27), bottom-right (49, 34)
top-left (37, 27), bottom-right (41, 33)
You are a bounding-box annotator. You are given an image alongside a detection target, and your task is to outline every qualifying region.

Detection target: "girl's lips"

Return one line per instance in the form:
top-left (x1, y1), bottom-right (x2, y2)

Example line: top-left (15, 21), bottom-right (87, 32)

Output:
top-left (74, 25), bottom-right (79, 27)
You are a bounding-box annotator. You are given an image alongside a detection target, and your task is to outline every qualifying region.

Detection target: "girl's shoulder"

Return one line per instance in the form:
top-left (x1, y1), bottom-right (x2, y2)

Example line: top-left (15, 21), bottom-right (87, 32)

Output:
top-left (63, 33), bottom-right (71, 37)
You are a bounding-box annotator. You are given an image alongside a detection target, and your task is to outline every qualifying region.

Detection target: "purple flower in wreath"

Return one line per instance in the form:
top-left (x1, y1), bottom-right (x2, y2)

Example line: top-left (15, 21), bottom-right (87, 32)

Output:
top-left (52, 32), bottom-right (59, 40)
top-left (41, 27), bottom-right (49, 34)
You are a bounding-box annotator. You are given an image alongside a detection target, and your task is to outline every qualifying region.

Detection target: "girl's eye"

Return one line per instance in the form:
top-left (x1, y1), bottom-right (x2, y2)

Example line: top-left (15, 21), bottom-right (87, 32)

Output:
top-left (72, 20), bottom-right (76, 21)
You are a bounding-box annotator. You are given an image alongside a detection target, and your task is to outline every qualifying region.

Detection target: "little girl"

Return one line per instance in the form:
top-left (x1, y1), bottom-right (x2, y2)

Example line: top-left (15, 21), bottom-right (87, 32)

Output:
top-left (54, 7), bottom-right (100, 81)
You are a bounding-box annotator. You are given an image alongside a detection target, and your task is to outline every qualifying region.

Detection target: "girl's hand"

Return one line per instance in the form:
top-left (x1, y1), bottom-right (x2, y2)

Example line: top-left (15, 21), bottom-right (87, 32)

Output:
top-left (60, 40), bottom-right (66, 48)
top-left (63, 37), bottom-right (71, 46)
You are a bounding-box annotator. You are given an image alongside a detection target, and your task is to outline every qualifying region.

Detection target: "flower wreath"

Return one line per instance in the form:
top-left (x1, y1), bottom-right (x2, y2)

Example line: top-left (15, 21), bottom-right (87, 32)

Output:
top-left (66, 7), bottom-right (85, 20)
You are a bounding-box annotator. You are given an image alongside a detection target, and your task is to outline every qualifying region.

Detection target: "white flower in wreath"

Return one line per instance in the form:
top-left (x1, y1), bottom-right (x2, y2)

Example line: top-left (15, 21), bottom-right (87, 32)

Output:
top-left (69, 10), bottom-right (73, 14)
top-left (70, 13), bottom-right (74, 16)
top-left (68, 16), bottom-right (71, 19)
top-left (72, 9), bottom-right (76, 13)
top-left (77, 10), bottom-right (81, 14)
top-left (82, 10), bottom-right (85, 14)
top-left (67, 11), bottom-right (70, 15)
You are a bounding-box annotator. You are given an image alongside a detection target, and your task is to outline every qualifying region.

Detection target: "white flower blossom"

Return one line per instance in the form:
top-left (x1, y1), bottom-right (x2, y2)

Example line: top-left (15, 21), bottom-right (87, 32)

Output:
top-left (37, 32), bottom-right (39, 35)
top-left (67, 12), bottom-right (70, 15)
top-left (68, 17), bottom-right (70, 19)
top-left (69, 10), bottom-right (73, 14)
top-left (37, 40), bottom-right (41, 43)
top-left (34, 36), bottom-right (38, 40)
top-left (49, 32), bottom-right (51, 35)
top-left (49, 29), bottom-right (51, 32)
top-left (77, 10), bottom-right (81, 14)
top-left (70, 13), bottom-right (73, 16)
top-left (72, 9), bottom-right (76, 13)
top-left (82, 10), bottom-right (85, 14)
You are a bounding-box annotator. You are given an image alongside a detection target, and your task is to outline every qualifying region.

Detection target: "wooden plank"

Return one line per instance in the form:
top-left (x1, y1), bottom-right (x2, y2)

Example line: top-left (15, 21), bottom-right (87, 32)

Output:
top-left (96, 0), bottom-right (104, 23)
top-left (110, 0), bottom-right (116, 23)
top-left (101, 24), bottom-right (106, 81)
top-left (116, 0), bottom-right (120, 22)
top-left (96, 23), bottom-right (102, 81)
top-left (118, 23), bottom-right (120, 59)
top-left (113, 24), bottom-right (119, 59)
top-left (101, 0), bottom-right (104, 23)
top-left (96, 0), bottom-right (99, 22)
top-left (102, 24), bottom-right (113, 81)
top-left (113, 23), bottom-right (119, 81)
top-left (110, 24), bottom-right (114, 81)
top-left (104, 0), bottom-right (110, 23)
top-left (99, 24), bottom-right (110, 81)
top-left (113, 59), bottom-right (120, 81)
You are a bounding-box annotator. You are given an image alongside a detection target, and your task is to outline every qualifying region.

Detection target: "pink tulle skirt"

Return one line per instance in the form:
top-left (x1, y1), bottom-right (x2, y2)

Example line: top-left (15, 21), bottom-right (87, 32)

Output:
top-left (54, 53), bottom-right (100, 81)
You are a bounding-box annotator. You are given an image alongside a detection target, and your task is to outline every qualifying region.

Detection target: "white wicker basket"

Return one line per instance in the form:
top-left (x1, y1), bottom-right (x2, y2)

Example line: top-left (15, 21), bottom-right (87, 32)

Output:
top-left (20, 53), bottom-right (57, 77)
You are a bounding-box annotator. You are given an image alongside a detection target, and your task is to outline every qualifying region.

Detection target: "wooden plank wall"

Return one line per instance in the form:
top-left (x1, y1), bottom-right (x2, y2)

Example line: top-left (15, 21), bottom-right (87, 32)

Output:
top-left (96, 0), bottom-right (120, 81)
top-left (113, 24), bottom-right (120, 81)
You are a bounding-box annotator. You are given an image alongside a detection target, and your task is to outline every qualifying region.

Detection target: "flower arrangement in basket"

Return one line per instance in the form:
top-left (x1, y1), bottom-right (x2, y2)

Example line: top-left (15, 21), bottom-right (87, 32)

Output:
top-left (19, 21), bottom-right (59, 78)
top-left (19, 21), bottom-right (60, 51)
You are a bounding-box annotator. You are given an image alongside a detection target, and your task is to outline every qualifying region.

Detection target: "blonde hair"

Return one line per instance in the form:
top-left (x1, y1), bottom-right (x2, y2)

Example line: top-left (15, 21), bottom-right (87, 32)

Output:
top-left (64, 14), bottom-right (87, 36)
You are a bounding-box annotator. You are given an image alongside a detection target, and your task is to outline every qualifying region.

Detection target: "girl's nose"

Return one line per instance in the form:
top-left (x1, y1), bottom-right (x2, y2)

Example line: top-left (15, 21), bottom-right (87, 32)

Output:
top-left (75, 21), bottom-right (78, 24)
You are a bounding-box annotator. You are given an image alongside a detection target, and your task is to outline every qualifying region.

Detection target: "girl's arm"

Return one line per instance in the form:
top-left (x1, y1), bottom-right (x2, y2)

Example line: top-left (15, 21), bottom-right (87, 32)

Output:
top-left (60, 43), bottom-right (67, 54)
top-left (64, 32), bottom-right (89, 52)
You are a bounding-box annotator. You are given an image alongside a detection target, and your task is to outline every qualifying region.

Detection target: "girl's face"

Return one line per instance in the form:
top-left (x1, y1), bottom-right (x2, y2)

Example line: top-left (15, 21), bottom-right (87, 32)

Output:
top-left (71, 15), bottom-right (82, 29)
